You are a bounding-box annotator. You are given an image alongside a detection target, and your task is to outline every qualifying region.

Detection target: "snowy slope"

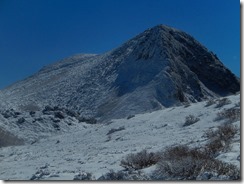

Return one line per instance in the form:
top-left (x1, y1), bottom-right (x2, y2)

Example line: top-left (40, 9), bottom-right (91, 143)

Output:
top-left (0, 94), bottom-right (240, 180)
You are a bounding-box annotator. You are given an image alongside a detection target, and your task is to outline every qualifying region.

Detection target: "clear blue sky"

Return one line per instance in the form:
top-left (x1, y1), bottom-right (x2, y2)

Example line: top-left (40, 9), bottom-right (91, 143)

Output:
top-left (0, 0), bottom-right (240, 89)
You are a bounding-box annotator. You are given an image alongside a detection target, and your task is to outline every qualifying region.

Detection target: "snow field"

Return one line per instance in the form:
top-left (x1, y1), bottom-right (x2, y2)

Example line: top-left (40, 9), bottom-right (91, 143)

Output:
top-left (0, 94), bottom-right (240, 180)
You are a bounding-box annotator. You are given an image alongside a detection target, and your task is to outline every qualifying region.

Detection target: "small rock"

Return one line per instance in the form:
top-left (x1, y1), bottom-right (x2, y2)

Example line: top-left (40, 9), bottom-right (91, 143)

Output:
top-left (49, 174), bottom-right (60, 178)
top-left (53, 123), bottom-right (60, 130)
top-left (52, 118), bottom-right (60, 123)
top-left (31, 140), bottom-right (37, 145)
top-left (196, 172), bottom-right (215, 180)
top-left (17, 117), bottom-right (25, 124)
top-left (40, 163), bottom-right (49, 169)
top-left (54, 111), bottom-right (65, 119)
top-left (29, 111), bottom-right (36, 116)
top-left (127, 115), bottom-right (135, 119)
top-left (66, 109), bottom-right (78, 118)
top-left (78, 160), bottom-right (85, 164)
top-left (73, 171), bottom-right (95, 180)
top-left (67, 121), bottom-right (72, 126)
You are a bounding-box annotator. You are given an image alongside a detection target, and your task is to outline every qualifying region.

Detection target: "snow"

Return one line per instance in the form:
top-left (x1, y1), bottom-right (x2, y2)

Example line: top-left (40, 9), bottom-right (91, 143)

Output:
top-left (0, 94), bottom-right (240, 180)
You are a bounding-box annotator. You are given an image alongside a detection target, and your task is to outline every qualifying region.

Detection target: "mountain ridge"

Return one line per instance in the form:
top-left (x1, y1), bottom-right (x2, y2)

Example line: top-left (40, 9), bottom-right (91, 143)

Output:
top-left (0, 25), bottom-right (240, 120)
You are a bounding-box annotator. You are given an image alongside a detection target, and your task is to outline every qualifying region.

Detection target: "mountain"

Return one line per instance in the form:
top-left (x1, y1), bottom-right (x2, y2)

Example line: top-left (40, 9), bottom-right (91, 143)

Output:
top-left (0, 25), bottom-right (240, 120)
top-left (0, 25), bottom-right (240, 180)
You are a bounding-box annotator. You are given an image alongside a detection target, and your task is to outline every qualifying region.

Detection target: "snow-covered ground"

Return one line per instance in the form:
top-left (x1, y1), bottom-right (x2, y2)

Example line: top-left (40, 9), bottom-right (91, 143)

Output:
top-left (0, 94), bottom-right (240, 180)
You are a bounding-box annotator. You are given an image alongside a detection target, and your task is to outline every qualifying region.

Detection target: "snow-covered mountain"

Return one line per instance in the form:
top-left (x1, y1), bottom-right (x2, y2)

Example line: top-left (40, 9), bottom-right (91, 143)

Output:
top-left (0, 25), bottom-right (240, 120)
top-left (0, 25), bottom-right (240, 180)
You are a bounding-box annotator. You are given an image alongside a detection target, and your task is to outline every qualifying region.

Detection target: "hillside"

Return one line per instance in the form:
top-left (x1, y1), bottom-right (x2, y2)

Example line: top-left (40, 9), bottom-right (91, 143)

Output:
top-left (0, 94), bottom-right (240, 180)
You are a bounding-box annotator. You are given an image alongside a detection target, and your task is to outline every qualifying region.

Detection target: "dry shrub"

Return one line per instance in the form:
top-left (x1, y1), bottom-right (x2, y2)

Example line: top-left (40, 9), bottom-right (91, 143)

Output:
top-left (98, 170), bottom-right (149, 180)
top-left (120, 149), bottom-right (160, 170)
top-left (205, 99), bottom-right (215, 107)
top-left (183, 115), bottom-right (200, 127)
top-left (107, 126), bottom-right (125, 135)
top-left (156, 156), bottom-right (203, 180)
top-left (215, 108), bottom-right (240, 123)
top-left (200, 160), bottom-right (240, 180)
top-left (205, 123), bottom-right (238, 142)
top-left (204, 123), bottom-right (238, 155)
top-left (215, 98), bottom-right (231, 108)
top-left (154, 145), bottom-right (240, 180)
top-left (161, 145), bottom-right (209, 160)
top-left (205, 139), bottom-right (226, 156)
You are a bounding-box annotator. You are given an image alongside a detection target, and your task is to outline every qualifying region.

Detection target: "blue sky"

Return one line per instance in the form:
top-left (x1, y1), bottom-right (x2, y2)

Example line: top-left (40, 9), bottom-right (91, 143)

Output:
top-left (0, 0), bottom-right (240, 89)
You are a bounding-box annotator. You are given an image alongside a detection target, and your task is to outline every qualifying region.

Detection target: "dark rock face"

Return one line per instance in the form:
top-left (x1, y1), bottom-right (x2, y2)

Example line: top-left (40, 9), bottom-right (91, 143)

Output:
top-left (0, 25), bottom-right (240, 120)
top-left (112, 25), bottom-right (239, 99)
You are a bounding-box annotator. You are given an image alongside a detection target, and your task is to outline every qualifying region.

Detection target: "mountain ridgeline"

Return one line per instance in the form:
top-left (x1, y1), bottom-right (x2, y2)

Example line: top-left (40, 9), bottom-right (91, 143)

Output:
top-left (0, 25), bottom-right (240, 120)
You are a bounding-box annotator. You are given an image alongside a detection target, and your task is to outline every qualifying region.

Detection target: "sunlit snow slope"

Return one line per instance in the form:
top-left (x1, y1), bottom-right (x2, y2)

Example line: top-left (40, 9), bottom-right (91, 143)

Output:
top-left (0, 94), bottom-right (240, 180)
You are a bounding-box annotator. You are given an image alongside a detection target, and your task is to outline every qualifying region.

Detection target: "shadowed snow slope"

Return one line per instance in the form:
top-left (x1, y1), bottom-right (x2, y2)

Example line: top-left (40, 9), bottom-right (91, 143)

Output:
top-left (0, 25), bottom-right (240, 120)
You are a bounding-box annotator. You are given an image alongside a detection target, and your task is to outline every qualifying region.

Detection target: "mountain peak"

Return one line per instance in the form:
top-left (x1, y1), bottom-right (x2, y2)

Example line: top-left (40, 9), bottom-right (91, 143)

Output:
top-left (111, 24), bottom-right (202, 62)
top-left (143, 24), bottom-right (186, 39)
top-left (147, 24), bottom-right (176, 32)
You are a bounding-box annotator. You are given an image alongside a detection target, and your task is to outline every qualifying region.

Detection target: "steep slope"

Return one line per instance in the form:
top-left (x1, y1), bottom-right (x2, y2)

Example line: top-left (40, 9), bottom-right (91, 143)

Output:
top-left (0, 25), bottom-right (240, 120)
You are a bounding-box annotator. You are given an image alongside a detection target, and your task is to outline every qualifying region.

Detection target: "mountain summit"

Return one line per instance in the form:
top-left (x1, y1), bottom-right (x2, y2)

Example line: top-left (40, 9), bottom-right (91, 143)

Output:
top-left (0, 25), bottom-right (240, 120)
